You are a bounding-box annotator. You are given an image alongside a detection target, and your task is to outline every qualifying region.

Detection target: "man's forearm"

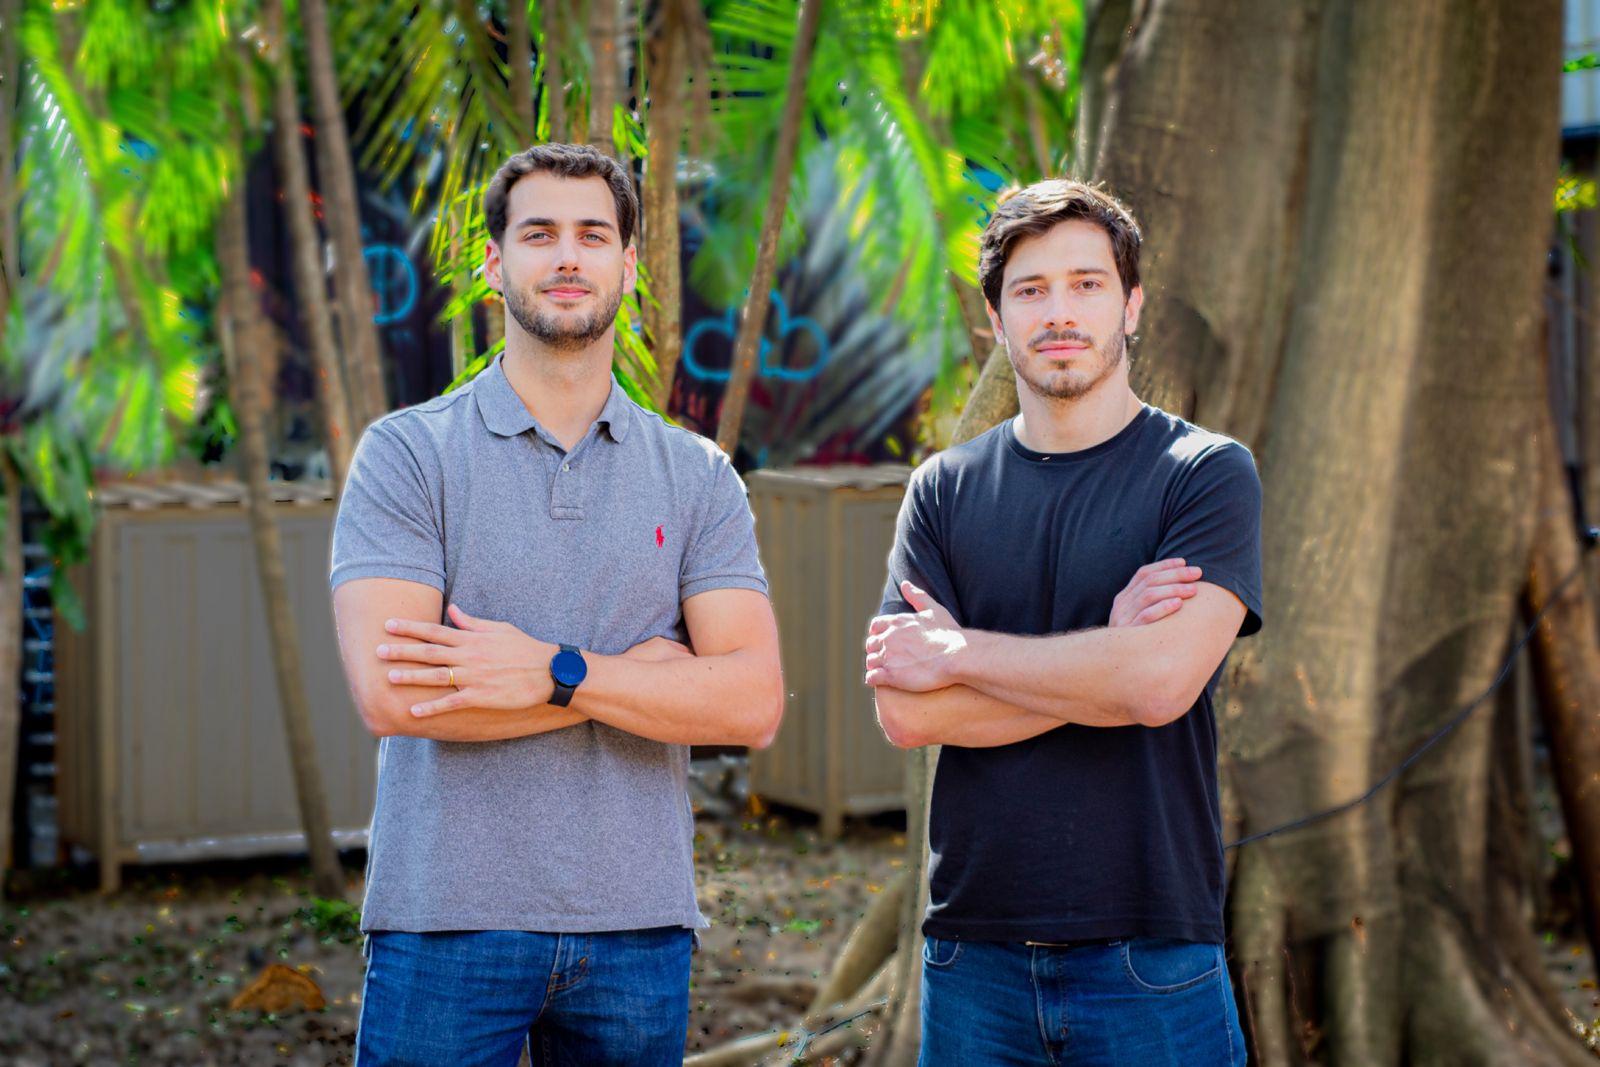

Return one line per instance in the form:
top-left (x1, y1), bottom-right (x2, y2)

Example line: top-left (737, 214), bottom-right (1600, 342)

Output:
top-left (380, 675), bottom-right (585, 741)
top-left (875, 683), bottom-right (1064, 749)
top-left (950, 626), bottom-right (1176, 727)
top-left (391, 703), bottom-right (586, 742)
top-left (571, 647), bottom-right (781, 746)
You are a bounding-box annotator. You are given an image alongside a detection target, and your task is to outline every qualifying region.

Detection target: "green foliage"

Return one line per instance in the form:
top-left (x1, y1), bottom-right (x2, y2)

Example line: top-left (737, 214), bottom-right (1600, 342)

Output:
top-left (293, 896), bottom-right (363, 945)
top-left (2, 0), bottom-right (224, 616)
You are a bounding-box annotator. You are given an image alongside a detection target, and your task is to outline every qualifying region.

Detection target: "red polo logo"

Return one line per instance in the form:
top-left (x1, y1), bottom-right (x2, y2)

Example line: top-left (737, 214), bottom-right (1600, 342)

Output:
top-left (655, 525), bottom-right (665, 548)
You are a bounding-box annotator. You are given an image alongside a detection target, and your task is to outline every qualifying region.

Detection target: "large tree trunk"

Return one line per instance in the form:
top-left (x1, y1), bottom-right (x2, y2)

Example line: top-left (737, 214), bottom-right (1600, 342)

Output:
top-left (298, 0), bottom-right (387, 429)
top-left (217, 130), bottom-right (345, 903)
top-left (642, 3), bottom-right (686, 409)
top-left (0, 449), bottom-right (21, 892)
top-left (264, 0), bottom-right (353, 493)
top-left (1073, 1), bottom-right (1580, 1063)
top-left (713, 0), bottom-right (824, 457)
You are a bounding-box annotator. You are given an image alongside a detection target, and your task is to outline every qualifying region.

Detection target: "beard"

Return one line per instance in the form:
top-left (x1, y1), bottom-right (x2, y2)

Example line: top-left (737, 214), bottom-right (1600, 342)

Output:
top-left (1007, 311), bottom-right (1128, 401)
top-left (504, 269), bottom-right (625, 351)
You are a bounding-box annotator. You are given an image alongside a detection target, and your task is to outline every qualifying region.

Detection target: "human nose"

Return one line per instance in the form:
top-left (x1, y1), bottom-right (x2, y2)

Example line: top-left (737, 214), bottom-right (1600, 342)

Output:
top-left (551, 233), bottom-right (582, 272)
top-left (1040, 293), bottom-right (1077, 332)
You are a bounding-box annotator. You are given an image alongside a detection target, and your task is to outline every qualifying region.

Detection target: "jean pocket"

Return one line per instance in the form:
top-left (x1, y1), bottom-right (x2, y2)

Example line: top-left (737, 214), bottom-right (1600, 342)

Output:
top-left (1120, 938), bottom-right (1222, 993)
top-left (922, 935), bottom-right (963, 968)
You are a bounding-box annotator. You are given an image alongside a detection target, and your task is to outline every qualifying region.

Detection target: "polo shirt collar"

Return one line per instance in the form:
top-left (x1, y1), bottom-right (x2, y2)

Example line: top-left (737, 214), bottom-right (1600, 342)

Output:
top-left (476, 354), bottom-right (633, 444)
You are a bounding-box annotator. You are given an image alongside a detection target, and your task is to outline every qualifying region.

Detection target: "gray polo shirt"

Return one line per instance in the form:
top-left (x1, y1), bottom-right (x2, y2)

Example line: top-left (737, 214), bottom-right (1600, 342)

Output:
top-left (330, 354), bottom-right (767, 933)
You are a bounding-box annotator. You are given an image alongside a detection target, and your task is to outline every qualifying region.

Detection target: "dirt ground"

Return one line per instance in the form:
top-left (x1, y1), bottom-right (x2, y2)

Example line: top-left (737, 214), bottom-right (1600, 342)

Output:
top-left (0, 812), bottom-right (904, 1066)
top-left (4, 809), bottom-right (1598, 1066)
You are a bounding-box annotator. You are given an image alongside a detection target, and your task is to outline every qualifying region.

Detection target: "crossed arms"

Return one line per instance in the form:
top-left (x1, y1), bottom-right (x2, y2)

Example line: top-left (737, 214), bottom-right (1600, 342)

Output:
top-left (867, 559), bottom-right (1247, 749)
top-left (332, 577), bottom-right (784, 747)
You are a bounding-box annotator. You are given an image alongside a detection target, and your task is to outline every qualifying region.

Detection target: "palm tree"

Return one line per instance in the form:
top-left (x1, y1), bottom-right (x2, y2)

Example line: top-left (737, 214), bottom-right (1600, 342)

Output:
top-left (0, 0), bottom-right (213, 891)
top-left (712, 0), bottom-right (823, 455)
top-left (299, 0), bottom-right (388, 429)
top-left (215, 75), bottom-right (344, 901)
top-left (262, 0), bottom-right (354, 491)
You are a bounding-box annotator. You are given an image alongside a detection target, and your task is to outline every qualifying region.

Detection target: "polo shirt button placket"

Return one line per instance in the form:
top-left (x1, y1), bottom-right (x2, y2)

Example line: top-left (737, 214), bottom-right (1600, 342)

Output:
top-left (550, 448), bottom-right (585, 520)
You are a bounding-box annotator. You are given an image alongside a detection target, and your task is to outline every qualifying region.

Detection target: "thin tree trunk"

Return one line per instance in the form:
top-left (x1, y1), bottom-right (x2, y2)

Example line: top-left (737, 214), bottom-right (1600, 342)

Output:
top-left (544, 0), bottom-right (571, 142)
top-left (643, 4), bottom-right (686, 408)
top-left (298, 0), bottom-right (387, 429)
top-left (1526, 395), bottom-right (1600, 972)
top-left (0, 449), bottom-right (22, 891)
top-left (713, 0), bottom-right (823, 457)
top-left (217, 135), bottom-right (345, 903)
top-left (264, 0), bottom-right (353, 492)
top-left (508, 0), bottom-right (535, 139)
top-left (586, 0), bottom-right (625, 157)
top-left (0, 0), bottom-right (19, 310)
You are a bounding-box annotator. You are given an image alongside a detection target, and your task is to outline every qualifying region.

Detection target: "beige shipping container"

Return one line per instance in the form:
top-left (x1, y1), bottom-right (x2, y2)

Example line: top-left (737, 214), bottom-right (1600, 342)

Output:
top-left (746, 465), bottom-right (912, 837)
top-left (54, 481), bottom-right (374, 891)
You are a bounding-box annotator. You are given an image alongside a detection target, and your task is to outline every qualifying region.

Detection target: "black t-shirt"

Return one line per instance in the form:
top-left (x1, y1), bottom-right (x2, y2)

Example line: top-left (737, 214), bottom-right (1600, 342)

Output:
top-left (879, 403), bottom-right (1264, 945)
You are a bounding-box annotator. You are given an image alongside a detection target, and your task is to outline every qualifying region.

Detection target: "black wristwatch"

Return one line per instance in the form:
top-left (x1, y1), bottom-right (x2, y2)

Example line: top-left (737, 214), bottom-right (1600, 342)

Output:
top-left (549, 644), bottom-right (588, 708)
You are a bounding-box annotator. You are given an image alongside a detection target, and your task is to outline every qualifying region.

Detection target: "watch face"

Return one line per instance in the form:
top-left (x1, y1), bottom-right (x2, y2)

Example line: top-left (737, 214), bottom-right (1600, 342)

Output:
top-left (551, 649), bottom-right (587, 688)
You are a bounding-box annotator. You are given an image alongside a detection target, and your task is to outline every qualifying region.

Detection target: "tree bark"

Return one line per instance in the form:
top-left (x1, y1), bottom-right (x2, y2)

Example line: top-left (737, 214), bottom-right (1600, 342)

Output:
top-left (264, 0), bottom-right (353, 493)
top-left (642, 3), bottom-right (686, 408)
top-left (298, 0), bottom-right (387, 429)
top-left (1076, 1), bottom-right (1575, 1063)
top-left (713, 0), bottom-right (824, 457)
top-left (543, 0), bottom-right (571, 142)
top-left (0, 448), bottom-right (21, 891)
top-left (1526, 390), bottom-right (1600, 972)
top-left (585, 0), bottom-right (625, 157)
top-left (508, 0), bottom-right (535, 139)
top-left (0, 0), bottom-right (19, 310)
top-left (217, 130), bottom-right (345, 903)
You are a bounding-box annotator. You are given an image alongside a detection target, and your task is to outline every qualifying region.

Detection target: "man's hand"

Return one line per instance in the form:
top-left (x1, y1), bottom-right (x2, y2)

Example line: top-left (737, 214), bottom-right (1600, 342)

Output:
top-left (863, 581), bottom-right (967, 692)
top-left (1109, 558), bottom-right (1202, 628)
top-left (378, 603), bottom-right (556, 717)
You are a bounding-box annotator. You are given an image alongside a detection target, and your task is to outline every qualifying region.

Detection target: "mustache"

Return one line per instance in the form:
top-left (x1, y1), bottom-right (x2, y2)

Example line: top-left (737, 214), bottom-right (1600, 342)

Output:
top-left (537, 277), bottom-right (597, 292)
top-left (1029, 328), bottom-right (1095, 349)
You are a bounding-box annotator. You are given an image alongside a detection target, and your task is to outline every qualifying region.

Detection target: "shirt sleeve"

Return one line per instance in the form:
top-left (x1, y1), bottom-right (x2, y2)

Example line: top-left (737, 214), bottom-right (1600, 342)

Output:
top-left (879, 460), bottom-right (965, 625)
top-left (1154, 440), bottom-right (1264, 636)
top-left (681, 452), bottom-right (769, 600)
top-left (329, 422), bottom-right (447, 592)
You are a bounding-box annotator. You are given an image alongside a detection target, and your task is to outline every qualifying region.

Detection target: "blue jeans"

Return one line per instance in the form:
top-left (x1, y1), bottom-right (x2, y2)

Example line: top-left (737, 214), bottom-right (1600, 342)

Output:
top-left (355, 927), bottom-right (693, 1066)
top-left (919, 936), bottom-right (1246, 1066)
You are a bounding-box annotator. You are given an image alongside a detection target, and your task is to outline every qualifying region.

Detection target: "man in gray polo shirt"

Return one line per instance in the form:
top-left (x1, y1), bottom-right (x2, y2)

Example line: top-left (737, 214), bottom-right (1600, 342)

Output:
top-left (330, 143), bottom-right (784, 1065)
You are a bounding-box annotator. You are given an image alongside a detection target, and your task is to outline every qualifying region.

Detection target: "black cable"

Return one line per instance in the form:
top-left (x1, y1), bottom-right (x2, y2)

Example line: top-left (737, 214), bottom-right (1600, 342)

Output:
top-left (1224, 530), bottom-right (1599, 851)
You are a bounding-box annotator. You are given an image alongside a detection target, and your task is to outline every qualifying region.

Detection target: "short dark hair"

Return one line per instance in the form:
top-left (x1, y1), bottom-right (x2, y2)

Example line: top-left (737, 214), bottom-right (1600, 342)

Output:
top-left (978, 179), bottom-right (1142, 309)
top-left (482, 143), bottom-right (640, 246)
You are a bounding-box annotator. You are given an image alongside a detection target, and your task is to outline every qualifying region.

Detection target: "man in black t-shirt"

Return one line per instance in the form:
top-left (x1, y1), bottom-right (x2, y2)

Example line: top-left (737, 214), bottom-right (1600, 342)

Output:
top-left (866, 180), bottom-right (1261, 1066)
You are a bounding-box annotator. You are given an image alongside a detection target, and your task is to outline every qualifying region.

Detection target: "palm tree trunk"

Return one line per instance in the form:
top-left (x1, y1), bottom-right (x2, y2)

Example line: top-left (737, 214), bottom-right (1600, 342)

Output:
top-left (0, 448), bottom-right (22, 893)
top-left (0, 0), bottom-right (19, 308)
top-left (264, 0), bottom-right (353, 492)
top-left (643, 4), bottom-right (687, 408)
top-left (713, 0), bottom-right (824, 457)
top-left (508, 0), bottom-right (535, 138)
top-left (216, 137), bottom-right (345, 903)
top-left (543, 0), bottom-right (571, 142)
top-left (298, 0), bottom-right (387, 430)
top-left (586, 0), bottom-right (626, 156)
